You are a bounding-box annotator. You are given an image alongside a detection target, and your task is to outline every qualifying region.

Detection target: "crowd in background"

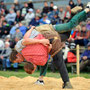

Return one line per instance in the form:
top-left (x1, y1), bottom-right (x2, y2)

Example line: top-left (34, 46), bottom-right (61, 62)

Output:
top-left (0, 0), bottom-right (90, 72)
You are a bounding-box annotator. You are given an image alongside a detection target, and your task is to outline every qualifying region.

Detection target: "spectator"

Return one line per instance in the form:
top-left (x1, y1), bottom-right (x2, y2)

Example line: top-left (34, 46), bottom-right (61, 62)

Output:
top-left (35, 9), bottom-right (41, 18)
top-left (49, 1), bottom-right (54, 12)
top-left (0, 1), bottom-right (8, 14)
top-left (29, 15), bottom-right (40, 26)
top-left (75, 25), bottom-right (89, 46)
top-left (64, 5), bottom-right (71, 22)
top-left (0, 1), bottom-right (6, 10)
top-left (0, 42), bottom-right (12, 71)
top-left (21, 2), bottom-right (29, 17)
top-left (68, 25), bottom-right (81, 43)
top-left (2, 20), bottom-right (11, 38)
top-left (48, 5), bottom-right (59, 20)
top-left (12, 28), bottom-right (23, 42)
top-left (5, 9), bottom-right (16, 25)
top-left (0, 15), bottom-right (5, 38)
top-left (69, 0), bottom-right (75, 9)
top-left (0, 8), bottom-right (5, 16)
top-left (18, 22), bottom-right (27, 36)
top-left (86, 18), bottom-right (90, 42)
top-left (42, 1), bottom-right (50, 15)
top-left (39, 13), bottom-right (51, 25)
top-left (76, 0), bottom-right (84, 9)
top-left (24, 8), bottom-right (35, 26)
top-left (10, 24), bottom-right (19, 38)
top-left (86, 18), bottom-right (90, 31)
top-left (15, 10), bottom-right (24, 23)
top-left (51, 13), bottom-right (62, 25)
top-left (11, 4), bottom-right (16, 12)
top-left (28, 0), bottom-right (34, 9)
top-left (80, 42), bottom-right (90, 71)
top-left (14, 0), bottom-right (22, 12)
top-left (58, 7), bottom-right (65, 22)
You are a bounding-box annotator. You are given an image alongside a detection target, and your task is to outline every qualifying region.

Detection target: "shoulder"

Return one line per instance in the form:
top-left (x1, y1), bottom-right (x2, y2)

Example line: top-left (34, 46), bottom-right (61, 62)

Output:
top-left (15, 39), bottom-right (25, 52)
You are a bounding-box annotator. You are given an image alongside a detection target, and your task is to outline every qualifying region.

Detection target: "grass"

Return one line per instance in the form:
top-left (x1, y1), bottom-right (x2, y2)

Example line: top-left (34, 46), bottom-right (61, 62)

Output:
top-left (0, 69), bottom-right (90, 79)
top-left (0, 64), bottom-right (90, 79)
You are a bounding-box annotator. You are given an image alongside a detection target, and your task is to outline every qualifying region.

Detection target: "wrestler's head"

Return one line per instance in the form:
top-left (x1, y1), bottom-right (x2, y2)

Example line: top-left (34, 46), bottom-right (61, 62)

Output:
top-left (24, 62), bottom-right (37, 74)
top-left (10, 50), bottom-right (24, 63)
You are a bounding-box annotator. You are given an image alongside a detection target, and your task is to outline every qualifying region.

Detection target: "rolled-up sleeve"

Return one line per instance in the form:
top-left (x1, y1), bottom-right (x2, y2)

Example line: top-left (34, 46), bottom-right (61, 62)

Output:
top-left (15, 39), bottom-right (25, 53)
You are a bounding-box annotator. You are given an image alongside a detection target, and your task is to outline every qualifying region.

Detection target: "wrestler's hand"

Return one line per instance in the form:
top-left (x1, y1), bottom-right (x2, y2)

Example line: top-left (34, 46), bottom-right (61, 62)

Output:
top-left (40, 39), bottom-right (50, 46)
top-left (31, 26), bottom-right (35, 29)
top-left (48, 44), bottom-right (52, 52)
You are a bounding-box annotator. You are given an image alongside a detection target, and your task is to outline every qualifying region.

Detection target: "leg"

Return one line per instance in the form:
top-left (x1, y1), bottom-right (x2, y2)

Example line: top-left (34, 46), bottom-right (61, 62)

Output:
top-left (35, 61), bottom-right (48, 85)
top-left (53, 50), bottom-right (73, 88)
top-left (53, 50), bottom-right (69, 83)
top-left (2, 58), bottom-right (6, 71)
top-left (80, 60), bottom-right (90, 71)
top-left (40, 62), bottom-right (48, 76)
top-left (13, 63), bottom-right (18, 72)
top-left (54, 11), bottom-right (87, 33)
top-left (6, 59), bottom-right (11, 68)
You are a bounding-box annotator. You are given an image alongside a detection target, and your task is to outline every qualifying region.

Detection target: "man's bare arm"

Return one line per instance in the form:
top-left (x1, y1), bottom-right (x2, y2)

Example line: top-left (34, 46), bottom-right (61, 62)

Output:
top-left (22, 38), bottom-right (50, 46)
top-left (23, 26), bottom-right (35, 39)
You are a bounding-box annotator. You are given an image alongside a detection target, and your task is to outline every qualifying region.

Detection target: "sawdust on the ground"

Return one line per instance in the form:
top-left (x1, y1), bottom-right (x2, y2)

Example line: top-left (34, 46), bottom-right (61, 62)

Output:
top-left (0, 76), bottom-right (90, 90)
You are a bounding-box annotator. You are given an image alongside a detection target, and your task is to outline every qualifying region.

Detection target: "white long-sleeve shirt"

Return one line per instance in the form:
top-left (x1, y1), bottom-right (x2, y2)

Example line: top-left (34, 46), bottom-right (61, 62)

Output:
top-left (25, 12), bottom-right (35, 22)
top-left (5, 13), bottom-right (16, 22)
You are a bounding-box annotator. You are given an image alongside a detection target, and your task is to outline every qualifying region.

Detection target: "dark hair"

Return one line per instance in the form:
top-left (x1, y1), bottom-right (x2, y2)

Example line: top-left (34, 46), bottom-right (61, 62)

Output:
top-left (3, 20), bottom-right (7, 23)
top-left (9, 49), bottom-right (18, 62)
top-left (24, 62), bottom-right (34, 74)
top-left (50, 1), bottom-right (53, 4)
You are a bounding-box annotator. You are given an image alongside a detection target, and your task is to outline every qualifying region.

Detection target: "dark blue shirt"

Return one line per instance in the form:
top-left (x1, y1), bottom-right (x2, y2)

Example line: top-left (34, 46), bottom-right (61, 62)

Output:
top-left (81, 50), bottom-right (90, 60)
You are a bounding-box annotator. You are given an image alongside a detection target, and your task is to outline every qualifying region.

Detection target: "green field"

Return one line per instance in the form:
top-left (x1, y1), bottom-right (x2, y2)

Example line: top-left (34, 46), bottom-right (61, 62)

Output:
top-left (0, 63), bottom-right (90, 79)
top-left (0, 70), bottom-right (90, 79)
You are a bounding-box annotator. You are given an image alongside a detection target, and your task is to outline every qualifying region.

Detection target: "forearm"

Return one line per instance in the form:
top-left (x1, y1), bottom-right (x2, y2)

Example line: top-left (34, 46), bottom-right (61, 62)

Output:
top-left (22, 38), bottom-right (42, 46)
top-left (23, 28), bottom-right (33, 39)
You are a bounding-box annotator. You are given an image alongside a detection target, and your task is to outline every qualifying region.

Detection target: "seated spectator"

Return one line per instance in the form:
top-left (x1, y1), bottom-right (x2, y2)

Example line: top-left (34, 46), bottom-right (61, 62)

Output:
top-left (51, 13), bottom-right (62, 25)
top-left (58, 7), bottom-right (65, 23)
top-left (5, 9), bottom-right (16, 25)
top-left (0, 15), bottom-right (5, 24)
top-left (1, 20), bottom-right (11, 38)
top-left (28, 0), bottom-right (34, 9)
top-left (15, 10), bottom-right (24, 23)
top-left (0, 8), bottom-right (5, 16)
top-left (39, 13), bottom-right (51, 25)
top-left (0, 1), bottom-right (8, 14)
top-left (86, 18), bottom-right (90, 42)
top-left (10, 24), bottom-right (19, 39)
top-left (35, 9), bottom-right (41, 18)
top-left (48, 5), bottom-right (59, 20)
top-left (76, 0), bottom-right (84, 9)
top-left (75, 25), bottom-right (89, 46)
top-left (86, 18), bottom-right (90, 31)
top-left (18, 22), bottom-right (27, 36)
top-left (64, 5), bottom-right (71, 22)
top-left (42, 1), bottom-right (50, 15)
top-left (69, 0), bottom-right (75, 9)
top-left (68, 25), bottom-right (81, 42)
top-left (24, 8), bottom-right (35, 26)
top-left (49, 1), bottom-right (54, 12)
top-left (0, 42), bottom-right (12, 71)
top-left (29, 15), bottom-right (40, 26)
top-left (11, 4), bottom-right (16, 12)
top-left (80, 42), bottom-right (90, 71)
top-left (12, 28), bottom-right (23, 41)
top-left (14, 0), bottom-right (22, 12)
top-left (21, 2), bottom-right (29, 17)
